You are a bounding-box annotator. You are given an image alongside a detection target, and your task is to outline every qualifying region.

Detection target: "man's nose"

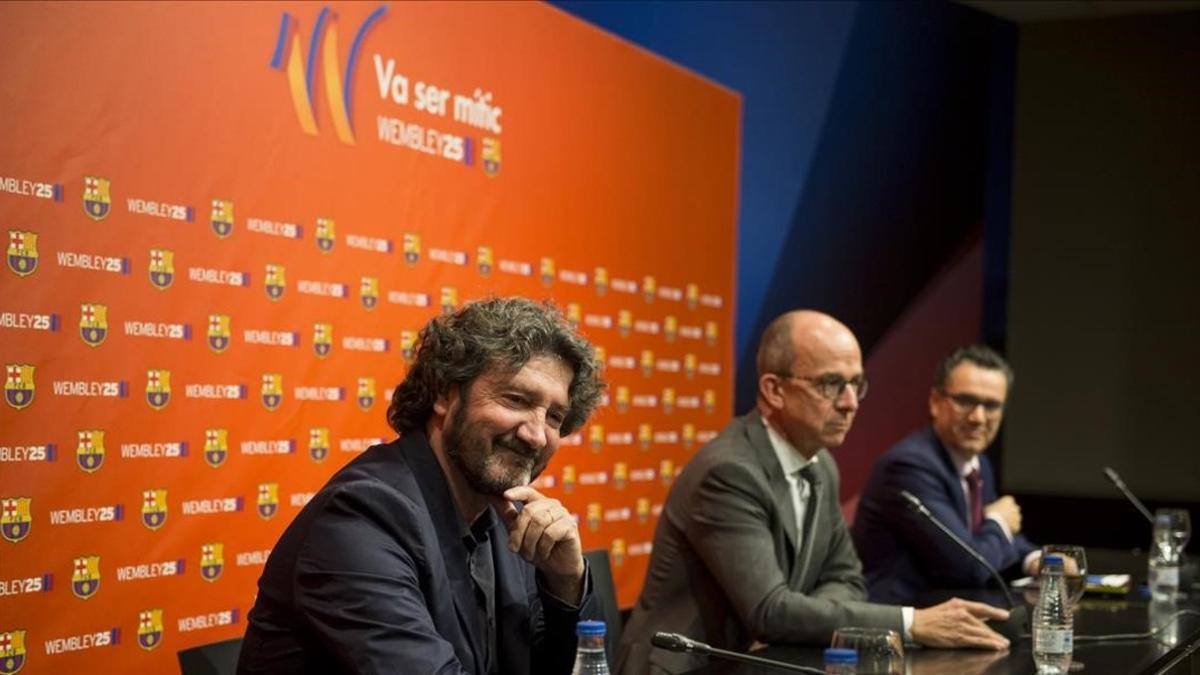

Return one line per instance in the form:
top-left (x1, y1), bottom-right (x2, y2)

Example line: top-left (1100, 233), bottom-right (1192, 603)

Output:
top-left (967, 403), bottom-right (987, 423)
top-left (835, 384), bottom-right (859, 412)
top-left (516, 411), bottom-right (550, 450)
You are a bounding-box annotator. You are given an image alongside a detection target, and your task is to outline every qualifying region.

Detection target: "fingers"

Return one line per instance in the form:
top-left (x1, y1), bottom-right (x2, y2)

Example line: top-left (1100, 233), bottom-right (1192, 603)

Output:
top-left (505, 498), bottom-right (573, 560)
top-left (503, 485), bottom-right (544, 504)
top-left (957, 599), bottom-right (1010, 621)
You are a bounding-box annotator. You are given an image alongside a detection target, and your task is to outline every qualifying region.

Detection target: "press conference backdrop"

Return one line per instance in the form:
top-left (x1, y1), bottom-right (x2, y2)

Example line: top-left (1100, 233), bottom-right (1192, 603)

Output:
top-left (0, 3), bottom-right (739, 672)
top-left (1003, 11), bottom-right (1200, 504)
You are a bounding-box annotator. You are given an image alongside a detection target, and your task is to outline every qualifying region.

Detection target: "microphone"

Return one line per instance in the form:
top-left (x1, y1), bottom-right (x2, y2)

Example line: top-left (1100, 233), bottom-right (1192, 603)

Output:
top-left (897, 490), bottom-right (1028, 642)
top-left (651, 632), bottom-right (823, 673)
top-left (1103, 467), bottom-right (1155, 525)
top-left (898, 490), bottom-right (1017, 610)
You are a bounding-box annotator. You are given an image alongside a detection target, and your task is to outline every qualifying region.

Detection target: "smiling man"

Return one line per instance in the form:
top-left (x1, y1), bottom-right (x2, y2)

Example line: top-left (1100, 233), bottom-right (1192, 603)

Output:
top-left (618, 313), bottom-right (1009, 675)
top-left (852, 345), bottom-right (1039, 605)
top-left (238, 298), bottom-right (605, 675)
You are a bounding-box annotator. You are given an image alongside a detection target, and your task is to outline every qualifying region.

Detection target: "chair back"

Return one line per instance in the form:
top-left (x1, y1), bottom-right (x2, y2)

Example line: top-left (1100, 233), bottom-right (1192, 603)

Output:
top-left (584, 548), bottom-right (623, 667)
top-left (177, 637), bottom-right (243, 675)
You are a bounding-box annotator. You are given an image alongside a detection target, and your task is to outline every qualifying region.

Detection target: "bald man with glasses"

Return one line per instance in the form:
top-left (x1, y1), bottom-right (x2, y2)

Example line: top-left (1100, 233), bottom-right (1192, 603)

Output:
top-left (617, 314), bottom-right (1009, 675)
top-left (852, 345), bottom-right (1039, 606)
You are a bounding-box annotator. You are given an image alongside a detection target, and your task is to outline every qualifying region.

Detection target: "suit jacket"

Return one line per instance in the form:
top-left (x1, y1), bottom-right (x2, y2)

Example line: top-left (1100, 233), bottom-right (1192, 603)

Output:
top-left (852, 426), bottom-right (1036, 605)
top-left (238, 431), bottom-right (598, 675)
top-left (617, 412), bottom-right (902, 675)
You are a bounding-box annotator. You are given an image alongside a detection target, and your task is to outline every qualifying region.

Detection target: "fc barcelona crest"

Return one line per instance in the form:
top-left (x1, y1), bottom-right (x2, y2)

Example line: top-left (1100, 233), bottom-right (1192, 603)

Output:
top-left (200, 542), bottom-right (224, 582)
top-left (141, 489), bottom-right (168, 530)
top-left (686, 283), bottom-right (700, 309)
top-left (1, 497), bottom-right (33, 543)
top-left (539, 257), bottom-right (555, 287)
top-left (482, 137), bottom-right (502, 177)
top-left (356, 377), bottom-right (375, 411)
top-left (308, 427), bottom-right (329, 463)
top-left (643, 275), bottom-right (657, 304)
top-left (360, 276), bottom-right (379, 310)
top-left (594, 267), bottom-right (608, 296)
top-left (257, 482), bottom-right (279, 520)
top-left (207, 314), bottom-right (231, 353)
top-left (315, 218), bottom-right (335, 253)
top-left (613, 462), bottom-right (628, 490)
top-left (640, 349), bottom-right (655, 377)
top-left (566, 303), bottom-right (581, 330)
top-left (76, 429), bottom-right (105, 473)
top-left (148, 248), bottom-right (175, 290)
top-left (6, 230), bottom-right (38, 277)
top-left (4, 364), bottom-right (35, 411)
top-left (264, 264), bottom-right (286, 300)
top-left (78, 303), bottom-right (108, 347)
top-left (440, 287), bottom-right (458, 316)
top-left (138, 609), bottom-right (164, 651)
top-left (210, 199), bottom-right (234, 238)
top-left (83, 175), bottom-right (111, 221)
top-left (313, 323), bottom-right (333, 358)
top-left (589, 425), bottom-right (604, 452)
top-left (400, 330), bottom-right (417, 360)
top-left (403, 232), bottom-right (420, 265)
top-left (0, 629), bottom-right (28, 674)
top-left (204, 428), bottom-right (228, 468)
top-left (611, 539), bottom-right (626, 567)
top-left (261, 373), bottom-right (283, 411)
top-left (145, 369), bottom-right (171, 410)
top-left (586, 502), bottom-right (602, 532)
top-left (477, 246), bottom-right (493, 276)
top-left (71, 555), bottom-right (101, 599)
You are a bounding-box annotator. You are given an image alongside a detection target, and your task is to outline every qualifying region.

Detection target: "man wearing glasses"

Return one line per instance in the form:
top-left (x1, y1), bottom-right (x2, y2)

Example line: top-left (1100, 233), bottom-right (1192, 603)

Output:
top-left (617, 313), bottom-right (1009, 675)
top-left (852, 345), bottom-right (1039, 605)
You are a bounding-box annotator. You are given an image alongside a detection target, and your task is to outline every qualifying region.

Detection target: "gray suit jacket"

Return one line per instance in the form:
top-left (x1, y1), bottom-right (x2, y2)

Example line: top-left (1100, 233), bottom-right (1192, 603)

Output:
top-left (617, 412), bottom-right (902, 674)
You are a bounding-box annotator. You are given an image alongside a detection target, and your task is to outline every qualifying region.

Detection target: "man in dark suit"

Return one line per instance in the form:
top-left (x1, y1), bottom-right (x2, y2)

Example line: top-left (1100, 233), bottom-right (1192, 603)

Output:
top-left (853, 345), bottom-right (1038, 605)
top-left (238, 298), bottom-right (605, 674)
top-left (617, 312), bottom-right (1010, 675)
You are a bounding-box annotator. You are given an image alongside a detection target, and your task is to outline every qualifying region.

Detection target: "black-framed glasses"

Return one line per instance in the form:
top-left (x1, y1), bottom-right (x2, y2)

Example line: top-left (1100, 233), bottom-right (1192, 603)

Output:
top-left (778, 373), bottom-right (868, 402)
top-left (940, 390), bottom-right (1004, 415)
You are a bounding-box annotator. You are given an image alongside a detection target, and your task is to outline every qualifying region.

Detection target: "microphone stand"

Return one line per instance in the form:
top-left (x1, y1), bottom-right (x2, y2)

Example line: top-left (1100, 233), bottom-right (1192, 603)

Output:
top-left (651, 633), bottom-right (823, 674)
top-left (899, 490), bottom-right (1016, 609)
top-left (1103, 467), bottom-right (1156, 525)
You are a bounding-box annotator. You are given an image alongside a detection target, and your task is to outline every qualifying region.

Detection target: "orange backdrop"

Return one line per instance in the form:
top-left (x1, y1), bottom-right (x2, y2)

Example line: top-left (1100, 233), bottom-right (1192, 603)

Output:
top-left (0, 2), bottom-right (739, 672)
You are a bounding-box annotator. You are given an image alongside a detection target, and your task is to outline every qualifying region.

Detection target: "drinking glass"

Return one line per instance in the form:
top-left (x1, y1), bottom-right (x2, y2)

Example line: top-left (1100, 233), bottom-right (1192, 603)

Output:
top-left (1042, 544), bottom-right (1088, 607)
top-left (830, 627), bottom-right (904, 674)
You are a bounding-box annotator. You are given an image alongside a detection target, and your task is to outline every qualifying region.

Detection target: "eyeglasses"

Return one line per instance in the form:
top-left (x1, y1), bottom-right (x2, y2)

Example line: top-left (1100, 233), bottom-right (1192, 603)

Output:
top-left (778, 373), bottom-right (868, 402)
top-left (940, 391), bottom-right (1004, 415)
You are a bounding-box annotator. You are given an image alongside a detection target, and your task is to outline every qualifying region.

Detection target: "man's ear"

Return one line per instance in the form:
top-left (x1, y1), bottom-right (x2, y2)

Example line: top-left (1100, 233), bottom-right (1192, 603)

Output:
top-left (759, 374), bottom-right (784, 410)
top-left (928, 387), bottom-right (940, 418)
top-left (433, 385), bottom-right (460, 417)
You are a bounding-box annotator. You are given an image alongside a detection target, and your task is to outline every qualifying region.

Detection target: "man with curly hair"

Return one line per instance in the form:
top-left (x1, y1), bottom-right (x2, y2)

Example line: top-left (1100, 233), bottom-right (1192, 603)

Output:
top-left (240, 297), bottom-right (605, 675)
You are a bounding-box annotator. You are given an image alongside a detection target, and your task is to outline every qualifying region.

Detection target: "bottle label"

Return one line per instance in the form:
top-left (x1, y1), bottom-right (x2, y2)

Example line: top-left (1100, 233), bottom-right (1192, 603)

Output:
top-left (1153, 566), bottom-right (1180, 586)
top-left (1034, 627), bottom-right (1073, 654)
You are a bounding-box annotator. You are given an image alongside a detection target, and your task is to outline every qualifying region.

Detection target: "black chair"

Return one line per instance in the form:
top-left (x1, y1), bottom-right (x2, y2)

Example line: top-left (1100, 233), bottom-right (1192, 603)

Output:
top-left (177, 636), bottom-right (242, 675)
top-left (584, 548), bottom-right (623, 667)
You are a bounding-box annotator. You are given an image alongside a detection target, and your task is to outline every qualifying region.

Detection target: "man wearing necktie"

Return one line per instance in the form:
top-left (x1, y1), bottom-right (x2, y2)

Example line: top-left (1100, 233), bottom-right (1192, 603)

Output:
top-left (853, 345), bottom-right (1039, 605)
top-left (617, 313), bottom-right (1010, 675)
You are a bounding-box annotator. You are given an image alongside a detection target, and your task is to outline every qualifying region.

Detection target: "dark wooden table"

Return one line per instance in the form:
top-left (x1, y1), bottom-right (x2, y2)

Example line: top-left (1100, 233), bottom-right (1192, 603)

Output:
top-left (682, 549), bottom-right (1200, 675)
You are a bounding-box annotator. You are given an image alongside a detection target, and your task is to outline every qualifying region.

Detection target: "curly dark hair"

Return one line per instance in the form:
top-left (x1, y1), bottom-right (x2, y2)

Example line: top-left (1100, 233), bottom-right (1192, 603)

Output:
top-left (387, 297), bottom-right (604, 436)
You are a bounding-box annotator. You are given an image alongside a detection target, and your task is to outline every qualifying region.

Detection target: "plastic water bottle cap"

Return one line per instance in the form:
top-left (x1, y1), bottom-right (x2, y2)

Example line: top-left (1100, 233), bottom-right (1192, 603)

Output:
top-left (1043, 554), bottom-right (1064, 566)
top-left (576, 620), bottom-right (606, 636)
top-left (824, 647), bottom-right (858, 664)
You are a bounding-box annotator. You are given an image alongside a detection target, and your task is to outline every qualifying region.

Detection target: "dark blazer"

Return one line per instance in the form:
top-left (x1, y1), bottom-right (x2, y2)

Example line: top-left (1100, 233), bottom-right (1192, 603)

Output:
top-left (238, 431), bottom-right (597, 675)
top-left (852, 426), bottom-right (1036, 605)
top-left (617, 412), bottom-right (902, 675)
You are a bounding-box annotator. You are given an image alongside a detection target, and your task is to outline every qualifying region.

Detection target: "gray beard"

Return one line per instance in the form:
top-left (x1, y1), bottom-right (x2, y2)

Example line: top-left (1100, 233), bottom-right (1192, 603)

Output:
top-left (443, 405), bottom-right (542, 496)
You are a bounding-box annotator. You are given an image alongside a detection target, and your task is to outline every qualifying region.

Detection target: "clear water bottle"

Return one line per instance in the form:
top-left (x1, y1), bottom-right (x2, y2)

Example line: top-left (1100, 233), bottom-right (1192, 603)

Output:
top-left (1149, 510), bottom-right (1187, 601)
top-left (1033, 554), bottom-right (1074, 674)
top-left (571, 620), bottom-right (609, 675)
top-left (823, 647), bottom-right (858, 674)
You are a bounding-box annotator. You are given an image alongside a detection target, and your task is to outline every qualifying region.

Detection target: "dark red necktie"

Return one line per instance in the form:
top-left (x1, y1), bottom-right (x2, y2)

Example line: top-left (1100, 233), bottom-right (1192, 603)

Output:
top-left (966, 469), bottom-right (983, 531)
